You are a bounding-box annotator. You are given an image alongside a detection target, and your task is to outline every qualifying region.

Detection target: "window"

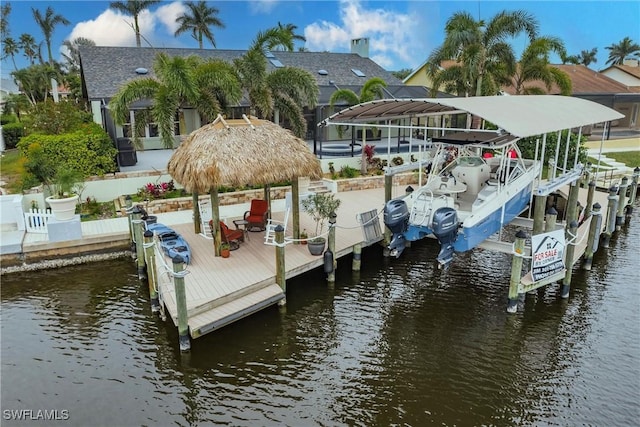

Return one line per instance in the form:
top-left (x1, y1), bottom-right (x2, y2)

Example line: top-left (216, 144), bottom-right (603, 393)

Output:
top-left (121, 109), bottom-right (180, 138)
top-left (270, 58), bottom-right (284, 68)
top-left (351, 68), bottom-right (366, 77)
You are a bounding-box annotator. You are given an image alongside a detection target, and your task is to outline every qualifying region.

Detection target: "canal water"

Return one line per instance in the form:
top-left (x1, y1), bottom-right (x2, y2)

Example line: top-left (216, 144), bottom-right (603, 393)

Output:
top-left (2, 208), bottom-right (639, 426)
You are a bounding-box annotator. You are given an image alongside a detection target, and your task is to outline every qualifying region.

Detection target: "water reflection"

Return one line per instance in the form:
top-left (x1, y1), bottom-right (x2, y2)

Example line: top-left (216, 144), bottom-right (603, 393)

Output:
top-left (1, 208), bottom-right (638, 426)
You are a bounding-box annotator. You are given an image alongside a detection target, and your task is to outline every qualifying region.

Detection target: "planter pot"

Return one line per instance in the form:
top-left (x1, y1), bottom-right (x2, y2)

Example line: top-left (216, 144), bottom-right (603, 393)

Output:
top-left (46, 194), bottom-right (79, 221)
top-left (221, 248), bottom-right (230, 258)
top-left (307, 239), bottom-right (325, 256)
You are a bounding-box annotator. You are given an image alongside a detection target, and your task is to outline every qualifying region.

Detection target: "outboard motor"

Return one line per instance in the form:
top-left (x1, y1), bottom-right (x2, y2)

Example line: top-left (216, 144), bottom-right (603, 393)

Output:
top-left (384, 199), bottom-right (409, 258)
top-left (431, 207), bottom-right (459, 266)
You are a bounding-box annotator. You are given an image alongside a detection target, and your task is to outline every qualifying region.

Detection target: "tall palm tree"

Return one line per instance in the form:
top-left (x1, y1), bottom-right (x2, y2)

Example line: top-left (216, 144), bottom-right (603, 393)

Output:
top-left (109, 0), bottom-right (160, 47)
top-left (270, 22), bottom-right (306, 51)
top-left (108, 53), bottom-right (242, 148)
top-left (1, 37), bottom-right (19, 70)
top-left (174, 0), bottom-right (225, 49)
top-left (329, 77), bottom-right (387, 174)
top-left (19, 33), bottom-right (38, 65)
top-left (564, 48), bottom-right (598, 67)
top-left (11, 63), bottom-right (62, 104)
top-left (32, 6), bottom-right (70, 65)
top-left (0, 3), bottom-right (11, 40)
top-left (233, 28), bottom-right (318, 138)
top-left (427, 10), bottom-right (538, 97)
top-left (605, 37), bottom-right (640, 65)
top-left (511, 36), bottom-right (572, 95)
top-left (62, 37), bottom-right (96, 72)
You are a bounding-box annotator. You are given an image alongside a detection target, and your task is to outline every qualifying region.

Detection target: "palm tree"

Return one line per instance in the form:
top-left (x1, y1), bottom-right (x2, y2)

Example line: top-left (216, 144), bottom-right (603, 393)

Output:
top-left (329, 77), bottom-right (387, 174)
top-left (108, 53), bottom-right (242, 148)
top-left (233, 28), bottom-right (318, 138)
top-left (174, 0), bottom-right (225, 49)
top-left (269, 22), bottom-right (306, 51)
top-left (511, 36), bottom-right (572, 95)
top-left (1, 37), bottom-right (19, 70)
top-left (427, 10), bottom-right (538, 97)
top-left (109, 0), bottom-right (160, 47)
top-left (19, 34), bottom-right (38, 65)
top-left (605, 37), bottom-right (640, 65)
top-left (563, 48), bottom-right (598, 67)
top-left (62, 37), bottom-right (96, 72)
top-left (11, 64), bottom-right (62, 105)
top-left (32, 6), bottom-right (70, 65)
top-left (0, 3), bottom-right (11, 40)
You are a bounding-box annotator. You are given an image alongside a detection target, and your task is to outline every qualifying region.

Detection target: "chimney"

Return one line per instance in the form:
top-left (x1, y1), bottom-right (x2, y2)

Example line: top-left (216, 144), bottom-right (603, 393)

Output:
top-left (622, 58), bottom-right (639, 67)
top-left (351, 38), bottom-right (369, 58)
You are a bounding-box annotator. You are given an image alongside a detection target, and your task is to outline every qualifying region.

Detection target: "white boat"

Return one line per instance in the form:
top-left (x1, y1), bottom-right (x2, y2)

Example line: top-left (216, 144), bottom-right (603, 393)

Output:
top-left (384, 137), bottom-right (541, 265)
top-left (318, 95), bottom-right (624, 266)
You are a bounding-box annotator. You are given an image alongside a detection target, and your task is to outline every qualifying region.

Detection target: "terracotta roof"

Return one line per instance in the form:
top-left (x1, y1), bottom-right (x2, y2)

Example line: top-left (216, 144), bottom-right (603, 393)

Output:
top-left (604, 64), bottom-right (640, 79)
top-left (503, 64), bottom-right (640, 95)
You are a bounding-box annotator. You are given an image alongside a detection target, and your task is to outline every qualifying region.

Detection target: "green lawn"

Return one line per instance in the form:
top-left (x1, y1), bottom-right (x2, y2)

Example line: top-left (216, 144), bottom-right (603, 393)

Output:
top-left (604, 151), bottom-right (640, 168)
top-left (0, 149), bottom-right (25, 193)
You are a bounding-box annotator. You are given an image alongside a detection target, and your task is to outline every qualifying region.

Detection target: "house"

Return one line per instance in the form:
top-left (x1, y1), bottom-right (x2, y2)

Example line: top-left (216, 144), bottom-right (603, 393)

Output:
top-left (0, 77), bottom-right (19, 114)
top-left (78, 39), bottom-right (433, 165)
top-left (404, 60), bottom-right (640, 130)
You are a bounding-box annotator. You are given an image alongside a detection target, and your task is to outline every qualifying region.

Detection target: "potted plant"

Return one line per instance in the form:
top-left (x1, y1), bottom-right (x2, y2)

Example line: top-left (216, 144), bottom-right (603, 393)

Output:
top-left (300, 229), bottom-right (308, 245)
top-left (220, 242), bottom-right (231, 258)
top-left (44, 167), bottom-right (84, 221)
top-left (301, 192), bottom-right (341, 256)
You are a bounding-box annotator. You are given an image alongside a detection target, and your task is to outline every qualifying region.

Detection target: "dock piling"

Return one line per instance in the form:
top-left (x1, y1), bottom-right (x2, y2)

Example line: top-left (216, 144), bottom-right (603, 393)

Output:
top-left (143, 230), bottom-right (160, 313)
top-left (584, 180), bottom-right (596, 220)
top-left (601, 186), bottom-right (619, 248)
top-left (533, 195), bottom-right (547, 235)
top-left (507, 230), bottom-right (527, 313)
top-left (545, 207), bottom-right (558, 232)
top-left (615, 177), bottom-right (629, 231)
top-left (352, 243), bottom-right (362, 271)
top-left (327, 213), bottom-right (337, 284)
top-left (172, 255), bottom-right (190, 352)
top-left (561, 220), bottom-right (578, 299)
top-left (582, 203), bottom-right (602, 271)
top-left (125, 195), bottom-right (135, 256)
top-left (131, 207), bottom-right (146, 280)
top-left (275, 225), bottom-right (286, 305)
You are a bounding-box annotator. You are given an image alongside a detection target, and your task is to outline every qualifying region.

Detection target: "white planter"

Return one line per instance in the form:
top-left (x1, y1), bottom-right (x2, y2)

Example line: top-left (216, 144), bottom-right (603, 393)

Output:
top-left (46, 194), bottom-right (79, 221)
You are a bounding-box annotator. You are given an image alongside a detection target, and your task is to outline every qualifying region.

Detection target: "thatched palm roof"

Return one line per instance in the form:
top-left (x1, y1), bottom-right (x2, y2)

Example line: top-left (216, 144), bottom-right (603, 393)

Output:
top-left (168, 115), bottom-right (322, 193)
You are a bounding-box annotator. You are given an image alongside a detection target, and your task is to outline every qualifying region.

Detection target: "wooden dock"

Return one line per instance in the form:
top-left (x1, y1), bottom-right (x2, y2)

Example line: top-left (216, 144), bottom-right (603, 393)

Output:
top-left (148, 188), bottom-right (389, 339)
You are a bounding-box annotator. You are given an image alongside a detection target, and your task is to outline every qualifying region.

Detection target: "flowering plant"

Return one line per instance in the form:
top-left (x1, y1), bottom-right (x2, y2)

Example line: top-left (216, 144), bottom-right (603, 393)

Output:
top-left (137, 180), bottom-right (175, 200)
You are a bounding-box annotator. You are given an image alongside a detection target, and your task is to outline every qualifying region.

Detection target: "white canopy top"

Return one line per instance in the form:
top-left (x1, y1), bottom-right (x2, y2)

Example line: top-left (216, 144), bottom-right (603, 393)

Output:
top-left (319, 95), bottom-right (624, 138)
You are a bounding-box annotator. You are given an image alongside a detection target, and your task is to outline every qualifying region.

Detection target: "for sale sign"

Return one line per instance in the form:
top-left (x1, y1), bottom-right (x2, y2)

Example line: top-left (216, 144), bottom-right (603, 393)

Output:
top-left (531, 229), bottom-right (566, 282)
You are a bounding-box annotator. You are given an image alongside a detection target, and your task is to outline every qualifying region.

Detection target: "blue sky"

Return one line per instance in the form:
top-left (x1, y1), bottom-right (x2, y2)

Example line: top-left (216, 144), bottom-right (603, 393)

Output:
top-left (2, 0), bottom-right (639, 80)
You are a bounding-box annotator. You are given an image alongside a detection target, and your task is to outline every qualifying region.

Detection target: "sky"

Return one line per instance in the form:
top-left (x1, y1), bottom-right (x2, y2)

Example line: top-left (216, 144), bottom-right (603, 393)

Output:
top-left (1, 0), bottom-right (639, 80)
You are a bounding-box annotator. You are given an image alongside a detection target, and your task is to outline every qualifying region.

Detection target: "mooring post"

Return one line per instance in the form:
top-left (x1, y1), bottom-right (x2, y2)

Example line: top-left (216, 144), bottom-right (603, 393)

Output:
top-left (545, 206), bottom-right (558, 232)
top-left (327, 212), bottom-right (337, 284)
top-left (383, 174), bottom-right (393, 249)
top-left (628, 167), bottom-right (640, 207)
top-left (507, 230), bottom-right (527, 313)
top-left (561, 220), bottom-right (579, 299)
top-left (584, 180), bottom-right (596, 220)
top-left (580, 163), bottom-right (592, 188)
top-left (275, 225), bottom-right (286, 305)
top-left (601, 186), bottom-right (619, 248)
top-left (566, 181), bottom-right (580, 225)
top-left (582, 203), bottom-right (602, 271)
top-left (172, 254), bottom-right (190, 352)
top-left (615, 177), bottom-right (629, 231)
top-left (125, 195), bottom-right (135, 254)
top-left (547, 159), bottom-right (555, 181)
top-left (292, 177), bottom-right (300, 243)
top-left (352, 243), bottom-right (362, 271)
top-left (131, 207), bottom-right (146, 280)
top-left (143, 230), bottom-right (160, 313)
top-left (533, 195), bottom-right (547, 235)
top-left (192, 192), bottom-right (201, 234)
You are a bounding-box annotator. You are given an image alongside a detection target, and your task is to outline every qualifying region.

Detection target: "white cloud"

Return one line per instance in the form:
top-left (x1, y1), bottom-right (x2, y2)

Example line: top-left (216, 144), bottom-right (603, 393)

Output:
top-left (156, 1), bottom-right (187, 35)
top-left (67, 9), bottom-right (138, 47)
top-left (304, 0), bottom-right (429, 71)
top-left (251, 0), bottom-right (279, 14)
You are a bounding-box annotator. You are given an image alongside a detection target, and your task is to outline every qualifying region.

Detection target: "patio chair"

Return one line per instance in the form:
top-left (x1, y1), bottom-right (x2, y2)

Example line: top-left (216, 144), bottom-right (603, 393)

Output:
top-left (243, 199), bottom-right (269, 231)
top-left (264, 208), bottom-right (290, 246)
top-left (209, 220), bottom-right (244, 250)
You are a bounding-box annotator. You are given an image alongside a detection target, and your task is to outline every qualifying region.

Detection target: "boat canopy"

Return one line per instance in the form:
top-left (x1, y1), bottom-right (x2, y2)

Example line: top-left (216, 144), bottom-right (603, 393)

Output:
top-left (318, 95), bottom-right (624, 139)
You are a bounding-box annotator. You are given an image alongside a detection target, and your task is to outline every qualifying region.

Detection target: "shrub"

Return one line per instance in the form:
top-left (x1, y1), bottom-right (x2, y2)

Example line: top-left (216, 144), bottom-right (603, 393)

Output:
top-left (23, 99), bottom-right (92, 135)
top-left (137, 180), bottom-right (177, 200)
top-left (1, 122), bottom-right (24, 149)
top-left (392, 156), bottom-right (404, 166)
top-left (339, 165), bottom-right (358, 178)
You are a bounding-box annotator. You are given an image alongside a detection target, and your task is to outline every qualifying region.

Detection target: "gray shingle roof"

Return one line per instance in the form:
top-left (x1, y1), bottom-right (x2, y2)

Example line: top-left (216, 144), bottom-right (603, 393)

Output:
top-left (78, 45), bottom-right (406, 103)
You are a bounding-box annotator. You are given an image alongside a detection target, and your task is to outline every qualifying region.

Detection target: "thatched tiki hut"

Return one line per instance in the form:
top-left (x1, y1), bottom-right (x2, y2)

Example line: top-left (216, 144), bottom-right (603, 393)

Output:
top-left (168, 115), bottom-right (322, 256)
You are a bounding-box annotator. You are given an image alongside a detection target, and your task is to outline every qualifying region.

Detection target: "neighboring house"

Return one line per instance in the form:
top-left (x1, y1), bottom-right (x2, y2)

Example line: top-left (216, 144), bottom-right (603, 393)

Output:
top-left (404, 60), bottom-right (640, 129)
top-left (78, 39), bottom-right (433, 159)
top-left (0, 78), bottom-right (20, 114)
top-left (600, 60), bottom-right (640, 88)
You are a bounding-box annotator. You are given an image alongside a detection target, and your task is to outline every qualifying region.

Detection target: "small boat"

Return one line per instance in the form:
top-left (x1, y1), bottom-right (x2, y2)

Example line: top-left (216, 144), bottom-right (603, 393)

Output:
top-left (384, 137), bottom-right (541, 266)
top-left (146, 223), bottom-right (191, 264)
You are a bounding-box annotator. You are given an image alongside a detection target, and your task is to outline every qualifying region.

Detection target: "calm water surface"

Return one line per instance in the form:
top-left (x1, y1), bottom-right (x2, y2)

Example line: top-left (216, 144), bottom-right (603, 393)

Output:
top-left (2, 208), bottom-right (639, 426)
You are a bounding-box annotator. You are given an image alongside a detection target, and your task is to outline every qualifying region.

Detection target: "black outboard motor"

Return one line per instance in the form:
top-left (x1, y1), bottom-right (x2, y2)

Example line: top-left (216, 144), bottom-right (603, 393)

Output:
top-left (384, 199), bottom-right (409, 258)
top-left (431, 207), bottom-right (459, 266)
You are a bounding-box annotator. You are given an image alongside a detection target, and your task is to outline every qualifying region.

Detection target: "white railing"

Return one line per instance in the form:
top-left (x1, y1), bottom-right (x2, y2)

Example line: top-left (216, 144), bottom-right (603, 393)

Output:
top-left (24, 208), bottom-right (53, 234)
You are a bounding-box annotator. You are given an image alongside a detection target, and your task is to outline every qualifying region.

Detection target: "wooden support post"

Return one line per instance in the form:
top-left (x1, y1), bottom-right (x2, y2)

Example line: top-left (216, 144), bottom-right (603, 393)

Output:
top-left (547, 159), bottom-right (555, 181)
top-left (192, 192), bottom-right (200, 234)
top-left (132, 207), bottom-right (146, 280)
top-left (566, 180), bottom-right (580, 224)
top-left (601, 186), bottom-right (619, 248)
top-left (352, 243), bottom-right (362, 271)
top-left (584, 180), bottom-right (596, 220)
top-left (327, 212), bottom-right (337, 284)
top-left (264, 185), bottom-right (272, 219)
top-left (507, 230), bottom-right (527, 313)
top-left (533, 195), bottom-right (547, 235)
top-left (545, 207), bottom-right (558, 233)
top-left (292, 177), bottom-right (300, 243)
top-left (210, 189), bottom-right (220, 256)
top-left (583, 203), bottom-right (602, 271)
top-left (383, 174), bottom-right (393, 252)
top-left (615, 177), bottom-right (629, 230)
top-left (561, 220), bottom-right (578, 299)
top-left (143, 230), bottom-right (160, 313)
top-left (172, 254), bottom-right (190, 352)
top-left (275, 225), bottom-right (286, 305)
top-left (627, 166), bottom-right (640, 219)
top-left (125, 195), bottom-right (135, 255)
